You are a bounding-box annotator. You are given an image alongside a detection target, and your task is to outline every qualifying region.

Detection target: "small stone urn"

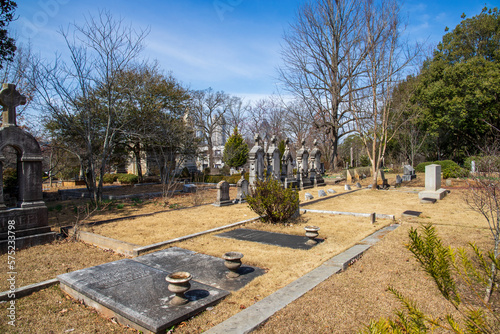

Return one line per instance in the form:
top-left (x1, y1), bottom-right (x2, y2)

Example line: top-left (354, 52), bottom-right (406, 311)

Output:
top-left (304, 226), bottom-right (320, 245)
top-left (223, 252), bottom-right (244, 278)
top-left (165, 271), bottom-right (192, 306)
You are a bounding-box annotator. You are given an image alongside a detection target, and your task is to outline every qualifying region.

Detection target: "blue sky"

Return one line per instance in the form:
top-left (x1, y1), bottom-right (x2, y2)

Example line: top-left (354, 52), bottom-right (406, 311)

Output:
top-left (12, 0), bottom-right (495, 102)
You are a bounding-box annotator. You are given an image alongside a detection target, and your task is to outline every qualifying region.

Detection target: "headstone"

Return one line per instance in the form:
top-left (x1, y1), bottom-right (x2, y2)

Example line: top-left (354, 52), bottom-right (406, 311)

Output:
top-left (355, 182), bottom-right (362, 189)
top-left (296, 140), bottom-right (313, 189)
top-left (377, 169), bottom-right (389, 189)
top-left (327, 189), bottom-right (336, 194)
top-left (234, 171), bottom-right (249, 204)
top-left (402, 165), bottom-right (416, 182)
top-left (396, 175), bottom-right (402, 185)
top-left (230, 168), bottom-right (238, 175)
top-left (183, 184), bottom-right (197, 193)
top-left (248, 134), bottom-right (265, 185)
top-left (445, 179), bottom-right (452, 187)
top-left (281, 138), bottom-right (297, 188)
top-left (354, 169), bottom-right (360, 181)
top-left (305, 192), bottom-right (314, 200)
top-left (345, 184), bottom-right (352, 191)
top-left (367, 184), bottom-right (373, 189)
top-left (309, 140), bottom-right (325, 186)
top-left (0, 84), bottom-right (55, 253)
top-left (266, 136), bottom-right (281, 181)
top-left (370, 212), bottom-right (376, 224)
top-left (346, 170), bottom-right (353, 183)
top-left (420, 197), bottom-right (437, 204)
top-left (213, 180), bottom-right (232, 206)
top-left (418, 164), bottom-right (448, 200)
top-left (471, 160), bottom-right (476, 173)
top-left (318, 189), bottom-right (327, 197)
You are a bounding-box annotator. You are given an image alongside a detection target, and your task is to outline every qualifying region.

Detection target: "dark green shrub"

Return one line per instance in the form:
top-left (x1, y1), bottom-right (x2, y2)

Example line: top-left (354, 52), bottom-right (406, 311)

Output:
top-left (117, 173), bottom-right (138, 184)
top-left (416, 160), bottom-right (468, 179)
top-left (442, 164), bottom-right (468, 179)
top-left (102, 173), bottom-right (118, 184)
top-left (246, 178), bottom-right (299, 224)
top-left (415, 161), bottom-right (434, 172)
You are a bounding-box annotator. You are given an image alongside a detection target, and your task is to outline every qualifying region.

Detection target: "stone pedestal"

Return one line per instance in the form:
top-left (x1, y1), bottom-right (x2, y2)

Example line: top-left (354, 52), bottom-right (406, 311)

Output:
top-left (418, 164), bottom-right (448, 200)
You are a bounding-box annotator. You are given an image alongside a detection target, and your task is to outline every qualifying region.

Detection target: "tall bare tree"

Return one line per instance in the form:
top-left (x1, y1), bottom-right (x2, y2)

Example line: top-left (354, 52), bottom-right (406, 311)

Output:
top-left (278, 0), bottom-right (368, 169)
top-left (31, 11), bottom-right (148, 204)
top-left (350, 0), bottom-right (419, 188)
top-left (190, 88), bottom-right (233, 169)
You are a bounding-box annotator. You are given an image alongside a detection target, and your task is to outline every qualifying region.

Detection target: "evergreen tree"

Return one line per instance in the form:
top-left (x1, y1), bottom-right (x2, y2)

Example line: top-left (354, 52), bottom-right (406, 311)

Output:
top-left (222, 127), bottom-right (248, 168)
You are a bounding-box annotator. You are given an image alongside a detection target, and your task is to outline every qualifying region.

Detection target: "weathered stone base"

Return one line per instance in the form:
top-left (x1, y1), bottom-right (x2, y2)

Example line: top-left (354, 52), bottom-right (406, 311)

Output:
top-left (213, 200), bottom-right (233, 207)
top-left (418, 188), bottom-right (448, 200)
top-left (0, 206), bottom-right (53, 253)
top-left (402, 174), bottom-right (416, 182)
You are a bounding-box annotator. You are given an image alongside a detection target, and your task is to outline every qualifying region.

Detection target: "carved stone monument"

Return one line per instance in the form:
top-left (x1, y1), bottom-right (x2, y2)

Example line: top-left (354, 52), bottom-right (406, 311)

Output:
top-left (266, 135), bottom-right (281, 181)
top-left (281, 138), bottom-right (297, 188)
top-left (248, 134), bottom-right (265, 185)
top-left (309, 140), bottom-right (325, 187)
top-left (213, 180), bottom-right (232, 207)
top-left (233, 171), bottom-right (249, 204)
top-left (418, 164), bottom-right (448, 200)
top-left (296, 140), bottom-right (313, 190)
top-left (402, 165), bottom-right (416, 182)
top-left (0, 84), bottom-right (55, 253)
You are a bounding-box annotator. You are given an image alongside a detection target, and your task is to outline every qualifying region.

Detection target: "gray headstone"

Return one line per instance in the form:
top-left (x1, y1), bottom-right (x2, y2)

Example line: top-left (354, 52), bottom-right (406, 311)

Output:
top-left (445, 179), bottom-right (452, 186)
top-left (355, 182), bottom-right (362, 189)
top-left (183, 184), bottom-right (197, 193)
top-left (234, 172), bottom-right (249, 204)
top-left (318, 189), bottom-right (327, 197)
top-left (396, 175), bottom-right (402, 184)
top-left (214, 180), bottom-right (232, 206)
top-left (425, 164), bottom-right (441, 191)
top-left (420, 197), bottom-right (437, 204)
top-left (471, 160), bottom-right (476, 173)
top-left (344, 184), bottom-right (351, 191)
top-left (327, 189), bottom-right (336, 194)
top-left (305, 192), bottom-right (314, 200)
top-left (367, 184), bottom-right (373, 189)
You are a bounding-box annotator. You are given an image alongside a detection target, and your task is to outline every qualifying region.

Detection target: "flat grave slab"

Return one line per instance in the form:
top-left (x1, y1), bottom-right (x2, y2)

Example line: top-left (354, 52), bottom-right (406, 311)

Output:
top-left (133, 247), bottom-right (265, 291)
top-left (58, 254), bottom-right (234, 333)
top-left (216, 228), bottom-right (322, 250)
top-left (402, 210), bottom-right (422, 218)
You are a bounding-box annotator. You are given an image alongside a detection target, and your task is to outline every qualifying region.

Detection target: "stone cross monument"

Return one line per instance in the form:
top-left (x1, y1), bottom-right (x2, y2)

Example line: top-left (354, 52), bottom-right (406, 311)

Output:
top-left (0, 83), bottom-right (27, 127)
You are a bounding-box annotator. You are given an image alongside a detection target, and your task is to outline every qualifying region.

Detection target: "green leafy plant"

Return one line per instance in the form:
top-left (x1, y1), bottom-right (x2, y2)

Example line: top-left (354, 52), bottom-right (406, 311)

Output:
top-left (102, 173), bottom-right (119, 184)
top-left (362, 224), bottom-right (500, 334)
top-left (117, 173), bottom-right (138, 184)
top-left (246, 178), bottom-right (299, 224)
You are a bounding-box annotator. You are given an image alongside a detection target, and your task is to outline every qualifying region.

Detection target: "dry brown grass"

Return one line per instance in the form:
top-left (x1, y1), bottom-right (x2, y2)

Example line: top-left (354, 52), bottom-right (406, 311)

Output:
top-left (2, 180), bottom-right (494, 334)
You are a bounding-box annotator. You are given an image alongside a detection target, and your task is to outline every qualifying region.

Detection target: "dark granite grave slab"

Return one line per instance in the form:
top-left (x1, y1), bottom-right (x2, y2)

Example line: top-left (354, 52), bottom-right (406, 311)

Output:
top-left (58, 258), bottom-right (229, 334)
top-left (132, 247), bottom-right (265, 291)
top-left (216, 228), bottom-right (322, 250)
top-left (402, 210), bottom-right (422, 217)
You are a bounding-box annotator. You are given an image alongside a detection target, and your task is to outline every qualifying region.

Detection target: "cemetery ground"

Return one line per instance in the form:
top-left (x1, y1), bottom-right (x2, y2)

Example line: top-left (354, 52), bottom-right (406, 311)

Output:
top-left (0, 174), bottom-right (496, 333)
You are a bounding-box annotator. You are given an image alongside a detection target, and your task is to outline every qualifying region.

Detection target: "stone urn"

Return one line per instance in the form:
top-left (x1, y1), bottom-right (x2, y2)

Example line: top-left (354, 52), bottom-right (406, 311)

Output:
top-left (165, 271), bottom-right (192, 306)
top-left (223, 252), bottom-right (244, 278)
top-left (304, 226), bottom-right (320, 245)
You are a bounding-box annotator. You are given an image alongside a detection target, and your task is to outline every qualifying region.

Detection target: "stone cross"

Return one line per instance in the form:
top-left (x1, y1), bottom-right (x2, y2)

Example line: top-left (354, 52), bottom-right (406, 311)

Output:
top-left (0, 83), bottom-right (27, 128)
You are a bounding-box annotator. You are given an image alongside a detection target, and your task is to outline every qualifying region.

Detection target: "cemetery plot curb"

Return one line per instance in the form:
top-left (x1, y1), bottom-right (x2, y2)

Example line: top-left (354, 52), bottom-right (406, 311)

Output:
top-left (204, 224), bottom-right (400, 334)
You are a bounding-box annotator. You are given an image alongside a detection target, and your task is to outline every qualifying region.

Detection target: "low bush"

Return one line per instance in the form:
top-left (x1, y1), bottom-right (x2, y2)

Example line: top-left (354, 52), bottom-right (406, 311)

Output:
top-left (416, 160), bottom-right (468, 179)
top-left (102, 173), bottom-right (118, 184)
top-left (246, 178), bottom-right (299, 224)
top-left (117, 173), bottom-right (138, 184)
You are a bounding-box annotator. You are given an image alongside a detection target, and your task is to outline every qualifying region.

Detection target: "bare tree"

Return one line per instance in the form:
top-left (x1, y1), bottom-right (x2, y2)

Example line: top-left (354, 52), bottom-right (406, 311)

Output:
top-left (350, 0), bottom-right (419, 188)
top-left (31, 11), bottom-right (148, 204)
top-left (278, 0), bottom-right (368, 169)
top-left (466, 139), bottom-right (500, 303)
top-left (190, 88), bottom-right (233, 169)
